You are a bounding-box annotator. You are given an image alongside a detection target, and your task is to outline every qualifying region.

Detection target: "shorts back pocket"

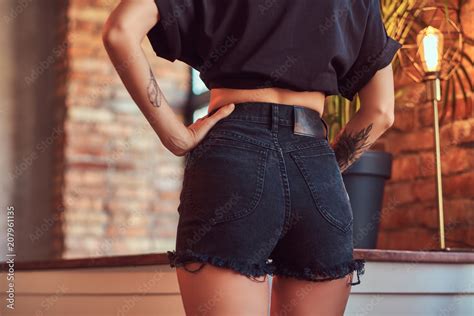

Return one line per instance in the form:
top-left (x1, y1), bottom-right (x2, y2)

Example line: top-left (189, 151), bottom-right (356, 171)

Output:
top-left (289, 143), bottom-right (353, 233)
top-left (183, 137), bottom-right (269, 225)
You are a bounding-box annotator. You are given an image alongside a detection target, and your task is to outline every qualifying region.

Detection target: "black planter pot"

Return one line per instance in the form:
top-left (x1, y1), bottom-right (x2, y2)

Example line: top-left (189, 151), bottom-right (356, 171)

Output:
top-left (341, 150), bottom-right (393, 249)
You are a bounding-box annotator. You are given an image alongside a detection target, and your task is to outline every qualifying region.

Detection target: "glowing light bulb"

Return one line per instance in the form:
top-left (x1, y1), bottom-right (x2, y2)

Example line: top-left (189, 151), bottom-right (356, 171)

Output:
top-left (417, 26), bottom-right (444, 73)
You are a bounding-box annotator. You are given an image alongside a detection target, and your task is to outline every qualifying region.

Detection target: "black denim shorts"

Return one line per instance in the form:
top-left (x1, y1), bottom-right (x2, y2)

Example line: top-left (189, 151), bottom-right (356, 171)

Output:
top-left (167, 102), bottom-right (365, 286)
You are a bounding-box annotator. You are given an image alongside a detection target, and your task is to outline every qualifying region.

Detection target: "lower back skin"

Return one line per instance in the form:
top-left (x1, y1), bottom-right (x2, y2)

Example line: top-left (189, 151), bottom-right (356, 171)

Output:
top-left (208, 87), bottom-right (326, 117)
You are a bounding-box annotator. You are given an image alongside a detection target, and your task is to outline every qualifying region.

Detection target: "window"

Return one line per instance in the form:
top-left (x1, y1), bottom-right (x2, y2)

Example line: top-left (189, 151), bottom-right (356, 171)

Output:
top-left (187, 68), bottom-right (211, 124)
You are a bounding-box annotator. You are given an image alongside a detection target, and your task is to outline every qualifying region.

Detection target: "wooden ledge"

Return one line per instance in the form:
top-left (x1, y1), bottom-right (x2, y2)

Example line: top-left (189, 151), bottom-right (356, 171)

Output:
top-left (1, 248), bottom-right (473, 271)
top-left (355, 248), bottom-right (474, 263)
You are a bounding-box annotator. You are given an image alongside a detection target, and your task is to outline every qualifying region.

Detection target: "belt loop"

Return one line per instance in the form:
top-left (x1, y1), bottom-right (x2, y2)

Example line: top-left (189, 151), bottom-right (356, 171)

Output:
top-left (271, 104), bottom-right (279, 133)
top-left (320, 116), bottom-right (330, 142)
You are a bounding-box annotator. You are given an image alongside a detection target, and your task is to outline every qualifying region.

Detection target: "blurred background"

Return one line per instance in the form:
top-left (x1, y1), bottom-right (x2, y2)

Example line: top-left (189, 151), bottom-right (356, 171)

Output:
top-left (0, 0), bottom-right (472, 263)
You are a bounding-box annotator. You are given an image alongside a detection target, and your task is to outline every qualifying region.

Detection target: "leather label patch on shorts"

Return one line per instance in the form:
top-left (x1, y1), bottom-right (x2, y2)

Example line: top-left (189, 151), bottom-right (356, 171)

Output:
top-left (293, 106), bottom-right (322, 138)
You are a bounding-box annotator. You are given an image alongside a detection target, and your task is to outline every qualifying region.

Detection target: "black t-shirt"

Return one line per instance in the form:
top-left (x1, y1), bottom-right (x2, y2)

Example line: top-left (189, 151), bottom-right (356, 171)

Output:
top-left (146, 0), bottom-right (402, 100)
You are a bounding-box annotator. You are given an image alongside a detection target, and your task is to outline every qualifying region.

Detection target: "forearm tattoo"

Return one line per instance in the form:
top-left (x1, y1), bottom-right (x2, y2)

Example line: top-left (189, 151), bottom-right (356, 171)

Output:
top-left (332, 123), bottom-right (373, 173)
top-left (147, 67), bottom-right (162, 107)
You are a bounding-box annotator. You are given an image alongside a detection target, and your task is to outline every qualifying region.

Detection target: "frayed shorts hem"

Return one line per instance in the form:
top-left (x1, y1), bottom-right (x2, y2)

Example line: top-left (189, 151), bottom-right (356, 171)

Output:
top-left (167, 250), bottom-right (273, 282)
top-left (271, 259), bottom-right (366, 286)
top-left (167, 250), bottom-right (365, 286)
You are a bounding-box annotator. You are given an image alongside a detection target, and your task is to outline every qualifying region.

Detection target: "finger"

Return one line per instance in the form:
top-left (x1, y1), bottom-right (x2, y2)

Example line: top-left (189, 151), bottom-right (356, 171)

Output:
top-left (190, 104), bottom-right (235, 140)
top-left (206, 103), bottom-right (235, 125)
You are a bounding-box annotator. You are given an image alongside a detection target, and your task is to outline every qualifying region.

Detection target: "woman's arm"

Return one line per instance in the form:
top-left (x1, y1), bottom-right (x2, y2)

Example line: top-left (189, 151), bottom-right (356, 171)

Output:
top-left (331, 64), bottom-right (395, 173)
top-left (101, 0), bottom-right (235, 156)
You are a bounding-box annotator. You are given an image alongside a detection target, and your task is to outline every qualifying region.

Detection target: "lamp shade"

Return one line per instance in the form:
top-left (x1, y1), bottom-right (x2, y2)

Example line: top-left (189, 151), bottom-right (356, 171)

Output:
top-left (417, 26), bottom-right (444, 73)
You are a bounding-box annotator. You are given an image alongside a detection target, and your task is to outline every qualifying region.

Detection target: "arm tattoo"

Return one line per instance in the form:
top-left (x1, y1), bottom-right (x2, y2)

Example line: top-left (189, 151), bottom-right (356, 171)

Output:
top-left (332, 123), bottom-right (373, 173)
top-left (147, 67), bottom-right (162, 107)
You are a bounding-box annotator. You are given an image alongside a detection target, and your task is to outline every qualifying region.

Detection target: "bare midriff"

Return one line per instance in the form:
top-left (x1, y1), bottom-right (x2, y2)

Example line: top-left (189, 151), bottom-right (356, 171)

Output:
top-left (208, 87), bottom-right (326, 117)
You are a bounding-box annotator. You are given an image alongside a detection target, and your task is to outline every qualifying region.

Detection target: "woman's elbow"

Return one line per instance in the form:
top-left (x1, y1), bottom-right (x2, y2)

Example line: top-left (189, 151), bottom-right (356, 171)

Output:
top-left (102, 22), bottom-right (130, 47)
top-left (102, 2), bottom-right (153, 47)
top-left (378, 106), bottom-right (395, 129)
top-left (361, 103), bottom-right (395, 130)
top-left (102, 12), bottom-right (139, 47)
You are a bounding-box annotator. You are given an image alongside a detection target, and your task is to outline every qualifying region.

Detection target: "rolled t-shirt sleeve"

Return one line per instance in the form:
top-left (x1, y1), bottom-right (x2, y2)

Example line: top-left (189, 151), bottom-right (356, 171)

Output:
top-left (146, 0), bottom-right (198, 63)
top-left (338, 0), bottom-right (402, 100)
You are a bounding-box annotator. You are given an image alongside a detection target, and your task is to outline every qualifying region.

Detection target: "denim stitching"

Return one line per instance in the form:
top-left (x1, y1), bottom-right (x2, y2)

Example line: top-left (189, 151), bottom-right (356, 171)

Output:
top-left (294, 151), bottom-right (334, 159)
top-left (177, 166), bottom-right (191, 216)
top-left (210, 148), bottom-right (268, 225)
top-left (208, 130), bottom-right (274, 150)
top-left (290, 153), bottom-right (353, 233)
top-left (284, 138), bottom-right (329, 153)
top-left (206, 137), bottom-right (271, 153)
top-left (276, 147), bottom-right (293, 240)
top-left (291, 138), bottom-right (335, 157)
top-left (185, 135), bottom-right (219, 170)
top-left (269, 104), bottom-right (293, 241)
top-left (224, 116), bottom-right (268, 124)
top-left (224, 116), bottom-right (293, 126)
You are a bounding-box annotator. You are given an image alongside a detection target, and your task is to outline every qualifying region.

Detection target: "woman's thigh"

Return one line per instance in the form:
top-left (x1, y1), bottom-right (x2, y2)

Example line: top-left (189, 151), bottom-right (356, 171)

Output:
top-left (176, 263), bottom-right (270, 316)
top-left (270, 274), bottom-right (353, 316)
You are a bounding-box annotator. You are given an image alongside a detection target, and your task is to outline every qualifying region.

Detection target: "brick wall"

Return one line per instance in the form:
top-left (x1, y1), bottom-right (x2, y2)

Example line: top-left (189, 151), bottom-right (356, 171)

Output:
top-left (60, 0), bottom-right (190, 258)
top-left (376, 0), bottom-right (473, 250)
